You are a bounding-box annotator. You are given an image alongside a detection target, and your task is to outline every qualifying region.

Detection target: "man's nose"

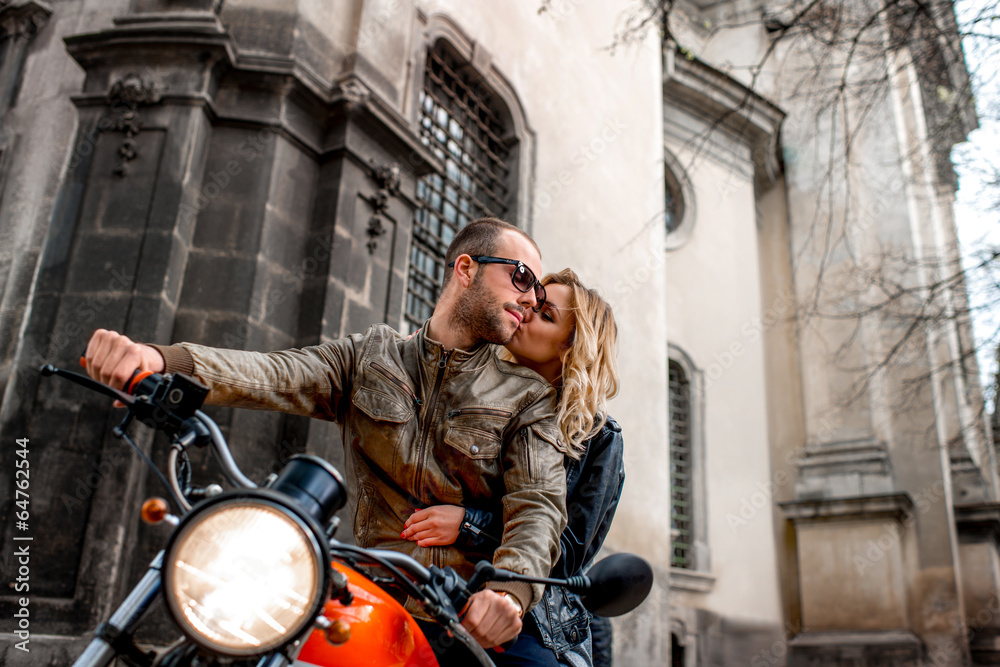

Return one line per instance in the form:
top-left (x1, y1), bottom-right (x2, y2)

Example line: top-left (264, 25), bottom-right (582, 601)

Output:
top-left (518, 288), bottom-right (538, 311)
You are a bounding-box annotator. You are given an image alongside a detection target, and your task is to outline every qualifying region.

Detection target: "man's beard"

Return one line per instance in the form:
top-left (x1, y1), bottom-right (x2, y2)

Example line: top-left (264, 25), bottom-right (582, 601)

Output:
top-left (453, 272), bottom-right (521, 345)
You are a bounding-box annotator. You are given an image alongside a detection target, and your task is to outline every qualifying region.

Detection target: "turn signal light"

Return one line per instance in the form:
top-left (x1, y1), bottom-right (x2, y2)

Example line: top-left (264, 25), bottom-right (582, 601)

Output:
top-left (141, 497), bottom-right (171, 524)
top-left (324, 619), bottom-right (351, 645)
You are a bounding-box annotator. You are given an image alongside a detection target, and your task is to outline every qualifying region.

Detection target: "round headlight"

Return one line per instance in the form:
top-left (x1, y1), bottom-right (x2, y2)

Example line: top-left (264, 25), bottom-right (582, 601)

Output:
top-left (163, 496), bottom-right (327, 656)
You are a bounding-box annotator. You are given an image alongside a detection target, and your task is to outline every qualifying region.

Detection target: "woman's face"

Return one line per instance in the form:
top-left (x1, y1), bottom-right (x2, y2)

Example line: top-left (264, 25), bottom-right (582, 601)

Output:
top-left (505, 283), bottom-right (576, 384)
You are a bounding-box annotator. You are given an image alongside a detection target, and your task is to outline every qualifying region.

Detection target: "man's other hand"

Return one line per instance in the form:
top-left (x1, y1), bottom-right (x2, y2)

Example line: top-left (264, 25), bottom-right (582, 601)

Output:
top-left (83, 329), bottom-right (164, 390)
top-left (461, 589), bottom-right (522, 649)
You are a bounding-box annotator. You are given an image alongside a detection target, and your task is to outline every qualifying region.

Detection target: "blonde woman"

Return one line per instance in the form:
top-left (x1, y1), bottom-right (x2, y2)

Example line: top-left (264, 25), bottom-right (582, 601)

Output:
top-left (402, 269), bottom-right (624, 667)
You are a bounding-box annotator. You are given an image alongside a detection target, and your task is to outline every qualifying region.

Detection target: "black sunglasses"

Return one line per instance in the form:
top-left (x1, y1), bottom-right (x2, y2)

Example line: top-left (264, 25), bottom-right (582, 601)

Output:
top-left (447, 255), bottom-right (547, 312)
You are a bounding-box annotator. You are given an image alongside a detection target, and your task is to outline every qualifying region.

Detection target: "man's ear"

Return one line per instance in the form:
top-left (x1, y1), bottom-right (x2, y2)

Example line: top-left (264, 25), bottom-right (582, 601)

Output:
top-left (451, 254), bottom-right (477, 288)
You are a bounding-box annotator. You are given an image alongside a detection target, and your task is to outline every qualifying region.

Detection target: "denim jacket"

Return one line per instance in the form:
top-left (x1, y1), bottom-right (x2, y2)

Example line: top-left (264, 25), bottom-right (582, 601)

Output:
top-left (459, 417), bottom-right (625, 664)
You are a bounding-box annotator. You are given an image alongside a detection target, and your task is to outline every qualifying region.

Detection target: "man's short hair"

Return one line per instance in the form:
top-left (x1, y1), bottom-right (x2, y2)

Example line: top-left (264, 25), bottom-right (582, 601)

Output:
top-left (442, 217), bottom-right (540, 287)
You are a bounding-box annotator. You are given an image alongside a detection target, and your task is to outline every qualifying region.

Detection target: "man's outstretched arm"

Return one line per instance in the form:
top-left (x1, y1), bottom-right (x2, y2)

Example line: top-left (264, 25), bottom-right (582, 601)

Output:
top-left (82, 328), bottom-right (358, 420)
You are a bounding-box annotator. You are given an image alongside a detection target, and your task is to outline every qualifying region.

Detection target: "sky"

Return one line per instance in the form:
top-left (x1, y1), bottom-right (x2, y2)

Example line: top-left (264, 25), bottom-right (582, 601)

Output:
top-left (952, 0), bottom-right (1000, 407)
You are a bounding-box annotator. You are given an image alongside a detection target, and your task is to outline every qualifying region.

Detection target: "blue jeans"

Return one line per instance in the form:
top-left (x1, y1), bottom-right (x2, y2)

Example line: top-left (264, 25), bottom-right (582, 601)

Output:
top-left (416, 615), bottom-right (560, 666)
top-left (492, 617), bottom-right (561, 666)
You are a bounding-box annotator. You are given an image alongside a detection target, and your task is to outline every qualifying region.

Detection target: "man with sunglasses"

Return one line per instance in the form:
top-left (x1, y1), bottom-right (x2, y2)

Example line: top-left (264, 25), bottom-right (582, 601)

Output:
top-left (82, 217), bottom-right (567, 662)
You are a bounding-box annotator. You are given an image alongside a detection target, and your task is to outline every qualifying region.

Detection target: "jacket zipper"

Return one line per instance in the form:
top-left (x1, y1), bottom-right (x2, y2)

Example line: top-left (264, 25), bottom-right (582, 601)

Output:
top-left (447, 407), bottom-right (512, 419)
top-left (522, 428), bottom-right (535, 480)
top-left (415, 350), bottom-right (451, 496)
top-left (370, 361), bottom-right (422, 408)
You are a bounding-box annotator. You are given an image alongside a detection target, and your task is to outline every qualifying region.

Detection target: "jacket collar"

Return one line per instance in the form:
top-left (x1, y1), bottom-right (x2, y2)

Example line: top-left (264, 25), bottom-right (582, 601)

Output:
top-left (416, 319), bottom-right (495, 369)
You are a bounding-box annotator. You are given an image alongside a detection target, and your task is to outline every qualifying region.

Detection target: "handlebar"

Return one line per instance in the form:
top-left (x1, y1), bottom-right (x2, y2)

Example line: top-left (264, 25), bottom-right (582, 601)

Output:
top-left (192, 409), bottom-right (257, 489)
top-left (334, 546), bottom-right (434, 583)
top-left (39, 365), bottom-right (255, 509)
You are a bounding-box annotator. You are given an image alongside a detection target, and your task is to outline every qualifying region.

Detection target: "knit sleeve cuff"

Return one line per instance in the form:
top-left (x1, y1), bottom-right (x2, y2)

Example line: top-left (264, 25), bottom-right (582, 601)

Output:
top-left (149, 344), bottom-right (194, 376)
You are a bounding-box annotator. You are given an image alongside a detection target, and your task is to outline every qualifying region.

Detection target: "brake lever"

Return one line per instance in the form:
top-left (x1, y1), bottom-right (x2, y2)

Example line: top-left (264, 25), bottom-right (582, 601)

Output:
top-left (40, 365), bottom-right (137, 406)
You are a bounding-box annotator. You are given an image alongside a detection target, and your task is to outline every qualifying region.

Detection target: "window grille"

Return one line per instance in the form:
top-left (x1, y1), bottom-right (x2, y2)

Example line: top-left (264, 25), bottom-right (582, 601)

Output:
top-left (406, 43), bottom-right (512, 331)
top-left (669, 360), bottom-right (693, 569)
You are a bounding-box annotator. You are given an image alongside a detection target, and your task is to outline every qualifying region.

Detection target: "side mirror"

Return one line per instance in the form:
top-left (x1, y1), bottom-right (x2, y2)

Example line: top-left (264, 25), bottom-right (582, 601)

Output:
top-left (581, 553), bottom-right (654, 617)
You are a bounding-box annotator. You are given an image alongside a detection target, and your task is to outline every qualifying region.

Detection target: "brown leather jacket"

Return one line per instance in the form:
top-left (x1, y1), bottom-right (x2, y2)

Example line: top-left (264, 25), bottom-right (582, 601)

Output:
top-left (154, 324), bottom-right (567, 613)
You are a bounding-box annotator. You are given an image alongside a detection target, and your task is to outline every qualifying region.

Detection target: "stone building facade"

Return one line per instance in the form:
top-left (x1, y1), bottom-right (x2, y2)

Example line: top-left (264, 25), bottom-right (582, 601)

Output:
top-left (0, 0), bottom-right (992, 665)
top-left (664, 1), bottom-right (997, 665)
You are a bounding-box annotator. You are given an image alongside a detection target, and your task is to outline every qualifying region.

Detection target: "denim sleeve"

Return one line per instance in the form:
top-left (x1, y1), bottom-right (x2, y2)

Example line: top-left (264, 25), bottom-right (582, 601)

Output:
top-left (553, 421), bottom-right (626, 579)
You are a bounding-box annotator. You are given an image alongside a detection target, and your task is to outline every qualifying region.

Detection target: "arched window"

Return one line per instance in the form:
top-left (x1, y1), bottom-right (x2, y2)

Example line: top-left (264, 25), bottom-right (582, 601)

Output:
top-left (668, 347), bottom-right (713, 590)
top-left (405, 40), bottom-right (516, 331)
top-left (669, 359), bottom-right (694, 569)
top-left (664, 165), bottom-right (685, 235)
top-left (663, 151), bottom-right (695, 250)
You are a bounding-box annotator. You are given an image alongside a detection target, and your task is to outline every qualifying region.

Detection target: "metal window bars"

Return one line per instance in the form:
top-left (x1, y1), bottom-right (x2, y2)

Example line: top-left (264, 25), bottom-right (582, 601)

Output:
top-left (669, 361), bottom-right (693, 569)
top-left (405, 44), bottom-right (512, 332)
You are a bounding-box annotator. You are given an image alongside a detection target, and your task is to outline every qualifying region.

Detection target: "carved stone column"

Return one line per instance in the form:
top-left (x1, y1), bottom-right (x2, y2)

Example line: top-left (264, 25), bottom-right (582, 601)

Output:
top-left (0, 19), bottom-right (230, 657)
top-left (0, 0), bottom-right (51, 116)
top-left (0, 3), bottom-right (436, 660)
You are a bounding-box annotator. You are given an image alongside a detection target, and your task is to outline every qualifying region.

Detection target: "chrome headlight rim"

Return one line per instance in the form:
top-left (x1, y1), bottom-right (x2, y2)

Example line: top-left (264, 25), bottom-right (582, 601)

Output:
top-left (161, 491), bottom-right (331, 658)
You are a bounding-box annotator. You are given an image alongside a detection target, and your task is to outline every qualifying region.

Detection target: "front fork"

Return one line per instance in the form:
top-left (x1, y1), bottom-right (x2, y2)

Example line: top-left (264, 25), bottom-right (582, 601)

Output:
top-left (70, 549), bottom-right (302, 667)
top-left (72, 552), bottom-right (163, 667)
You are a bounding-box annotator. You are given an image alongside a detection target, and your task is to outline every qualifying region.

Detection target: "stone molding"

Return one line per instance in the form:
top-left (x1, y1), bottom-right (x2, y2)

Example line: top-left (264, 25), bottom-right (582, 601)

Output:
top-left (0, 0), bottom-right (51, 40)
top-left (779, 491), bottom-right (914, 522)
top-left (788, 630), bottom-right (922, 660)
top-left (112, 10), bottom-right (225, 31)
top-left (950, 449), bottom-right (993, 504)
top-left (798, 437), bottom-right (891, 475)
top-left (669, 567), bottom-right (715, 593)
top-left (63, 13), bottom-right (236, 81)
top-left (794, 437), bottom-right (894, 498)
top-left (663, 43), bottom-right (785, 191)
top-left (954, 501), bottom-right (1000, 541)
top-left (64, 17), bottom-right (439, 180)
top-left (332, 74), bottom-right (440, 185)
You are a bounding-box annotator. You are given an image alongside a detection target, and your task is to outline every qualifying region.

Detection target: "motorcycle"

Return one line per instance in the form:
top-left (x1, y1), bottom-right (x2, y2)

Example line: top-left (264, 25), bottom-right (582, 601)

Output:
top-left (39, 363), bottom-right (653, 667)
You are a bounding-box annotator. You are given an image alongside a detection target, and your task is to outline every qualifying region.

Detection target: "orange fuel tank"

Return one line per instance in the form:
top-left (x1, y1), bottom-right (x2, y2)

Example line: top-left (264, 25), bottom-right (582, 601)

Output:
top-left (293, 562), bottom-right (438, 667)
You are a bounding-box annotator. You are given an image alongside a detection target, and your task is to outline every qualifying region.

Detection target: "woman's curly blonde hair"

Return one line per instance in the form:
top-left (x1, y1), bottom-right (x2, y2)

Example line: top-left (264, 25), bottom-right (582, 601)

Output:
top-left (504, 269), bottom-right (620, 459)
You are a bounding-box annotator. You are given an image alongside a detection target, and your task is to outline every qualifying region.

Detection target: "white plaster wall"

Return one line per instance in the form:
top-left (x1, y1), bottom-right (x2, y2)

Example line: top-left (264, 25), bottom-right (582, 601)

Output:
top-left (665, 141), bottom-right (784, 622)
top-left (414, 0), bottom-right (784, 634)
top-left (416, 0), bottom-right (669, 562)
